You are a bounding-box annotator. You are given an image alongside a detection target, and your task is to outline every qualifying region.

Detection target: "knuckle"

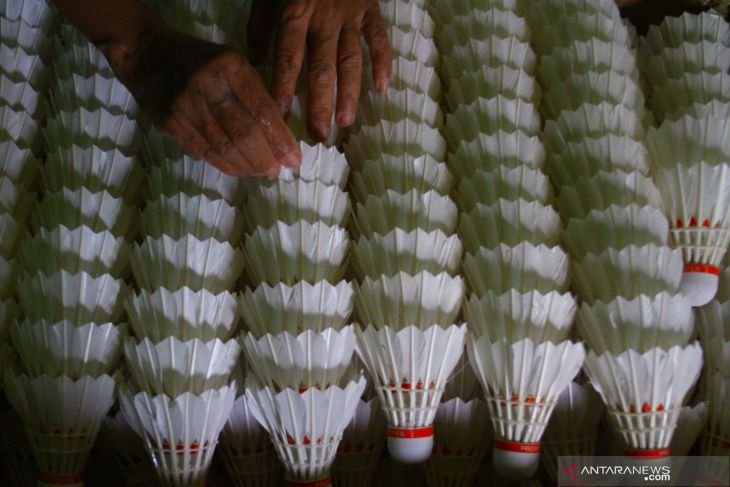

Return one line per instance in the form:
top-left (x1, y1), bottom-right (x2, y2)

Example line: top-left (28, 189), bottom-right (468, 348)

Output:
top-left (309, 61), bottom-right (336, 85)
top-left (338, 50), bottom-right (362, 70)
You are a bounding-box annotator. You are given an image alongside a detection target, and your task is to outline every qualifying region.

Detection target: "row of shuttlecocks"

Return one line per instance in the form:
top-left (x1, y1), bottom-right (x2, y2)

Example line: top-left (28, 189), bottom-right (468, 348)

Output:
top-left (639, 10), bottom-right (730, 464)
top-left (344, 0), bottom-right (469, 479)
top-left (432, 0), bottom-right (588, 482)
top-left (526, 0), bottom-right (709, 472)
top-left (0, 0), bottom-right (150, 485)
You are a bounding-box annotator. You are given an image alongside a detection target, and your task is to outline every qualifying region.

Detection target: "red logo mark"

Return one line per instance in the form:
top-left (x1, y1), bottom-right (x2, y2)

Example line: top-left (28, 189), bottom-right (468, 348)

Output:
top-left (563, 463), bottom-right (579, 480)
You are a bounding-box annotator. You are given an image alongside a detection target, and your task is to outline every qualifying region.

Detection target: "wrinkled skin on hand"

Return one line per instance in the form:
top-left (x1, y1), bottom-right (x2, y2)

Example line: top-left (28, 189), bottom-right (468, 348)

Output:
top-left (109, 25), bottom-right (301, 177)
top-left (250, 0), bottom-right (392, 142)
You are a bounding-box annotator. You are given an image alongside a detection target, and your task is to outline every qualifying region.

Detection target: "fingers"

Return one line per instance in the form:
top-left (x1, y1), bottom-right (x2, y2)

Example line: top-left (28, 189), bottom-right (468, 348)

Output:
top-left (307, 24), bottom-right (339, 141)
top-left (228, 62), bottom-right (302, 168)
top-left (271, 4), bottom-right (310, 116)
top-left (362, 2), bottom-right (391, 93)
top-left (335, 25), bottom-right (362, 128)
top-left (247, 1), bottom-right (277, 65)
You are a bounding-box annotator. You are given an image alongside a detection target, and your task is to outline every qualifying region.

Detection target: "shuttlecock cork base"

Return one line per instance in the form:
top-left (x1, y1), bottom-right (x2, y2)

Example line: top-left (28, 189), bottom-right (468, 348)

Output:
top-left (386, 425), bottom-right (434, 465)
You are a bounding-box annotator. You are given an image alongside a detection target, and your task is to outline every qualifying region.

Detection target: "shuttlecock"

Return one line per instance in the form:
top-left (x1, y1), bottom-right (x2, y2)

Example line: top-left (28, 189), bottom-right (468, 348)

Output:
top-left (284, 94), bottom-right (341, 148)
top-left (463, 243), bottom-right (569, 295)
top-left (344, 120), bottom-right (446, 167)
top-left (42, 145), bottom-right (144, 200)
top-left (242, 326), bottom-right (356, 391)
top-left (51, 73), bottom-right (138, 117)
top-left (43, 107), bottom-right (141, 155)
top-left (467, 337), bottom-right (585, 480)
top-left (671, 402), bottom-right (708, 456)
top-left (378, 0), bottom-right (434, 37)
top-left (557, 170), bottom-right (663, 221)
top-left (4, 373), bottom-right (116, 487)
top-left (572, 245), bottom-right (683, 304)
top-left (0, 16), bottom-right (51, 56)
top-left (645, 115), bottom-right (730, 168)
top-left (530, 9), bottom-right (631, 54)
top-left (459, 199), bottom-right (561, 253)
top-left (445, 66), bottom-right (540, 114)
top-left (218, 393), bottom-right (283, 487)
top-left (239, 280), bottom-right (353, 336)
top-left (11, 320), bottom-right (124, 379)
top-left (357, 88), bottom-right (441, 129)
top-left (437, 8), bottom-right (530, 50)
top-left (544, 103), bottom-right (644, 147)
top-left (0, 139), bottom-right (40, 186)
top-left (353, 190), bottom-right (457, 238)
top-left (429, 0), bottom-right (523, 27)
top-left (464, 290), bottom-right (576, 344)
top-left (243, 179), bottom-right (350, 230)
top-left (0, 74), bottom-right (45, 118)
top-left (52, 41), bottom-right (114, 80)
top-left (455, 166), bottom-right (551, 212)
top-left (245, 376), bottom-right (366, 484)
top-left (126, 287), bottom-right (239, 343)
top-left (352, 228), bottom-right (462, 279)
top-left (273, 142), bottom-right (349, 190)
top-left (0, 44), bottom-right (49, 89)
top-left (536, 39), bottom-right (639, 85)
top-left (0, 176), bottom-right (34, 221)
top-left (577, 292), bottom-right (694, 355)
top-left (448, 130), bottom-right (545, 179)
top-left (703, 373), bottom-right (730, 456)
top-left (643, 11), bottom-right (729, 50)
top-left (124, 336), bottom-right (240, 397)
top-left (350, 153), bottom-right (452, 202)
top-left (363, 57), bottom-right (441, 99)
top-left (332, 398), bottom-right (386, 487)
top-left (546, 134), bottom-right (650, 187)
top-left (130, 235), bottom-right (244, 293)
top-left (541, 382), bottom-right (604, 481)
top-left (650, 72), bottom-right (730, 121)
top-left (384, 25), bottom-right (439, 66)
top-left (541, 71), bottom-right (645, 120)
top-left (243, 221), bottom-right (348, 286)
top-left (355, 324), bottom-right (467, 463)
top-left (19, 225), bottom-right (128, 278)
top-left (0, 255), bottom-right (17, 299)
top-left (147, 155), bottom-right (242, 205)
top-left (354, 271), bottom-right (464, 329)
top-left (562, 204), bottom-right (669, 261)
top-left (120, 383), bottom-right (236, 487)
top-left (441, 36), bottom-right (536, 78)
top-left (0, 104), bottom-right (40, 153)
top-left (423, 397), bottom-right (491, 487)
top-left (31, 187), bottom-right (135, 239)
top-left (696, 300), bottom-right (730, 377)
top-left (0, 212), bottom-right (22, 259)
top-left (444, 97), bottom-right (541, 146)
top-left (652, 162), bottom-right (730, 306)
top-left (583, 343), bottom-right (703, 457)
top-left (18, 270), bottom-right (128, 324)
top-left (641, 40), bottom-right (730, 85)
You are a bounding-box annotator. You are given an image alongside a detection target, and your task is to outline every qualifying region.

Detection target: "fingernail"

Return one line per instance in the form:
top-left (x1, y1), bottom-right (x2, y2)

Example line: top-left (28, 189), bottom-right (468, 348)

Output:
top-left (376, 79), bottom-right (389, 92)
top-left (277, 101), bottom-right (289, 117)
top-left (314, 123), bottom-right (329, 141)
top-left (282, 148), bottom-right (301, 168)
top-left (336, 106), bottom-right (355, 127)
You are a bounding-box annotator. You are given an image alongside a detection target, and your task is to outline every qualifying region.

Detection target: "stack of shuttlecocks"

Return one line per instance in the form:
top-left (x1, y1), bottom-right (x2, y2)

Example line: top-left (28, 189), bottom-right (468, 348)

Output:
top-left (344, 0), bottom-right (467, 467)
top-left (0, 0), bottom-right (55, 485)
top-left (639, 13), bottom-right (730, 306)
top-left (526, 0), bottom-right (702, 468)
top-left (156, 0), bottom-right (249, 49)
top-left (4, 8), bottom-right (145, 487)
top-left (430, 0), bottom-right (585, 481)
top-left (239, 141), bottom-right (365, 487)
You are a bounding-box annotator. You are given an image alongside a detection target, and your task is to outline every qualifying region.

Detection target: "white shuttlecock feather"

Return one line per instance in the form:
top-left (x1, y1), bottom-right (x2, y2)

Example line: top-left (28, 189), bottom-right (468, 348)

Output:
top-left (0, 139), bottom-right (40, 186)
top-left (274, 142), bottom-right (349, 190)
top-left (147, 155), bottom-right (242, 206)
top-left (357, 87), bottom-right (441, 129)
top-left (239, 280), bottom-right (353, 337)
top-left (0, 176), bottom-right (34, 221)
top-left (442, 36), bottom-right (536, 78)
top-left (459, 199), bottom-right (561, 253)
top-left (583, 343), bottom-right (703, 457)
top-left (243, 221), bottom-right (348, 286)
top-left (124, 336), bottom-right (240, 397)
top-left (246, 376), bottom-right (366, 484)
top-left (671, 402), bottom-right (708, 456)
top-left (543, 102), bottom-right (644, 147)
top-left (120, 383), bottom-right (236, 487)
top-left (444, 97), bottom-right (541, 147)
top-left (4, 373), bottom-right (116, 487)
top-left (703, 372), bottom-right (730, 456)
top-left (43, 107), bottom-right (141, 155)
top-left (332, 398), bottom-right (386, 487)
top-left (464, 290), bottom-right (576, 344)
top-left (697, 301), bottom-right (730, 377)
top-left (344, 120), bottom-right (446, 167)
top-left (456, 166), bottom-right (551, 211)
top-left (572, 245), bottom-right (683, 304)
top-left (352, 228), bottom-right (462, 279)
top-left (130, 235), bottom-right (244, 293)
top-left (243, 326), bottom-right (356, 391)
top-left (356, 324), bottom-right (467, 464)
top-left (354, 271), bottom-right (464, 330)
top-left (464, 243), bottom-right (569, 295)
top-left (448, 130), bottom-right (545, 178)
top-left (467, 337), bottom-right (585, 480)
top-left (51, 73), bottom-right (138, 117)
top-left (0, 44), bottom-right (49, 89)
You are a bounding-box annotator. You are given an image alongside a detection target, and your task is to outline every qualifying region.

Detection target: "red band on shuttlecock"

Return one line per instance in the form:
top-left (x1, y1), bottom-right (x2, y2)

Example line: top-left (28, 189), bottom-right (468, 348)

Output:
top-left (493, 439), bottom-right (540, 454)
top-left (625, 448), bottom-right (671, 458)
top-left (38, 473), bottom-right (84, 485)
top-left (286, 475), bottom-right (331, 487)
top-left (683, 263), bottom-right (720, 275)
top-left (387, 426), bottom-right (434, 439)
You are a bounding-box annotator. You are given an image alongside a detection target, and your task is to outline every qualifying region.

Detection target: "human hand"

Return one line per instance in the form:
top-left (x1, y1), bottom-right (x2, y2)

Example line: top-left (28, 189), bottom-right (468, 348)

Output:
top-left (251, 0), bottom-right (392, 142)
top-left (106, 24), bottom-right (301, 177)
